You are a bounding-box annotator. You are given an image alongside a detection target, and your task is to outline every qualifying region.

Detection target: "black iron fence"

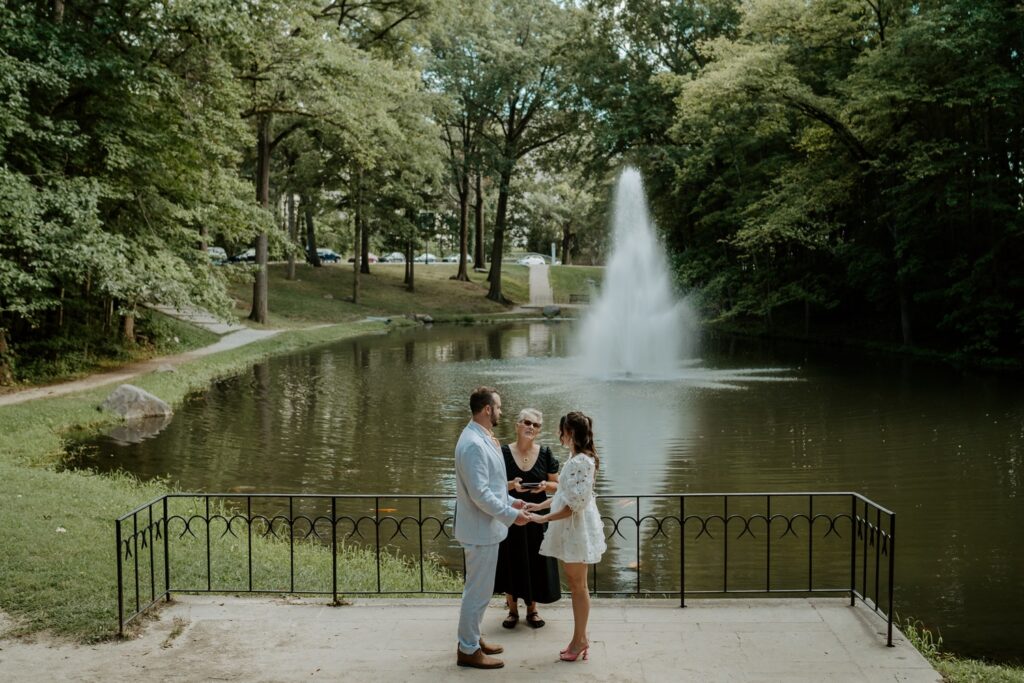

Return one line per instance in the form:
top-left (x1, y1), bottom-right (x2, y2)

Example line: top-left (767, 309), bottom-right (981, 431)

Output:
top-left (116, 492), bottom-right (895, 644)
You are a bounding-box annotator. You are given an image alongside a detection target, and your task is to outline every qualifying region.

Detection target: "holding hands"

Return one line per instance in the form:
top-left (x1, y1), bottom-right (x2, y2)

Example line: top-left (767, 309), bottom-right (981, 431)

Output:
top-left (521, 502), bottom-right (549, 524)
top-left (509, 500), bottom-right (549, 524)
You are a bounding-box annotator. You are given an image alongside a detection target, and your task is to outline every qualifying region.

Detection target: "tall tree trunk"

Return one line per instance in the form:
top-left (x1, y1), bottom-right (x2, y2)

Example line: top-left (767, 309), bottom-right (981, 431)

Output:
top-left (898, 283), bottom-right (913, 346)
top-left (453, 173), bottom-right (470, 281)
top-left (560, 222), bottom-right (573, 265)
top-left (403, 210), bottom-right (415, 290)
top-left (486, 168), bottom-right (513, 303)
top-left (52, 0), bottom-right (64, 23)
top-left (304, 198), bottom-right (321, 266)
top-left (474, 171), bottom-right (485, 269)
top-left (360, 219), bottom-right (371, 275)
top-left (884, 219), bottom-right (914, 346)
top-left (0, 326), bottom-right (13, 385)
top-left (249, 113), bottom-right (271, 324)
top-left (405, 236), bottom-right (415, 291)
top-left (352, 170), bottom-right (362, 304)
top-left (286, 193), bottom-right (297, 280)
top-left (121, 303), bottom-right (136, 344)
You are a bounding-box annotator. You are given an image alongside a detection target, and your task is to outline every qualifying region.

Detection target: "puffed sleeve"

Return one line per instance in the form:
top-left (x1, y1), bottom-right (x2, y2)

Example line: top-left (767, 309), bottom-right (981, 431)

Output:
top-left (562, 457), bottom-right (594, 511)
top-left (544, 446), bottom-right (559, 474)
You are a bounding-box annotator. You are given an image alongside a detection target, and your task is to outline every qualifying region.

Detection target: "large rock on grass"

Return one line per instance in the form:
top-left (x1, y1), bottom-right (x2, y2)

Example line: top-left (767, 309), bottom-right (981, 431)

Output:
top-left (542, 305), bottom-right (561, 318)
top-left (101, 384), bottom-right (173, 421)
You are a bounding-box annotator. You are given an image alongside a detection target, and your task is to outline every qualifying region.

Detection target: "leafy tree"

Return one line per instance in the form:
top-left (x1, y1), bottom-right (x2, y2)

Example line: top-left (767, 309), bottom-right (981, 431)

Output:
top-left (0, 1), bottom-right (259, 377)
top-left (476, 0), bottom-right (587, 303)
top-left (427, 2), bottom-right (501, 282)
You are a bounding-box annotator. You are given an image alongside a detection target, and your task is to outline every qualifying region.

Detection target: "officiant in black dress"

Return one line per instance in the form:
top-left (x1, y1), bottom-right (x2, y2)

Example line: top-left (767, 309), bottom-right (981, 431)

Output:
top-left (495, 408), bottom-right (561, 628)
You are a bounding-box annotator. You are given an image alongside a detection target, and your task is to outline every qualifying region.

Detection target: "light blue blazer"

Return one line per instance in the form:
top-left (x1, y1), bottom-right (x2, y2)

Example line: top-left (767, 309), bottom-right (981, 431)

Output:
top-left (454, 421), bottom-right (519, 545)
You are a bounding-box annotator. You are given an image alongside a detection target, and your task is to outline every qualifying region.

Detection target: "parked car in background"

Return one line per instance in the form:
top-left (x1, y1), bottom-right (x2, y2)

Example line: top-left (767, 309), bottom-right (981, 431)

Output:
top-left (516, 255), bottom-right (545, 266)
top-left (347, 252), bottom-right (378, 264)
top-left (228, 248), bottom-right (256, 263)
top-left (316, 248), bottom-right (341, 263)
top-left (381, 252), bottom-right (406, 263)
top-left (206, 246), bottom-right (227, 264)
top-left (442, 254), bottom-right (473, 263)
top-left (414, 253), bottom-right (438, 264)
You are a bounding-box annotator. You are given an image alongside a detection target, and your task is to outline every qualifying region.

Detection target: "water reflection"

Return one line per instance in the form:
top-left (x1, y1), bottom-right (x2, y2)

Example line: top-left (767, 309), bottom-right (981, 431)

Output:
top-left (67, 322), bottom-right (1024, 662)
top-left (587, 383), bottom-right (689, 494)
top-left (105, 414), bottom-right (173, 445)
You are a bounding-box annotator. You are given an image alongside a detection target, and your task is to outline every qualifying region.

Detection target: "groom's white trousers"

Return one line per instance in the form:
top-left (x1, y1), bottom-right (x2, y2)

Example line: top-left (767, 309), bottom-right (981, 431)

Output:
top-left (458, 542), bottom-right (500, 655)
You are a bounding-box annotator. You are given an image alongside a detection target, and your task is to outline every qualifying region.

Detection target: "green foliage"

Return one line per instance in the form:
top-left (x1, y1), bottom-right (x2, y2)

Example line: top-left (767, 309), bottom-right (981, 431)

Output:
top-left (0, 0), bottom-right (452, 367)
top-left (586, 0), bottom-right (1024, 359)
top-left (0, 1), bottom-right (259, 373)
top-left (5, 309), bottom-right (217, 386)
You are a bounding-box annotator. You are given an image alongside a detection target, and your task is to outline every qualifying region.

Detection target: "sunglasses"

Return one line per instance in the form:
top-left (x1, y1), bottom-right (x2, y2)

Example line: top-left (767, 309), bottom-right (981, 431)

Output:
top-left (520, 420), bottom-right (542, 429)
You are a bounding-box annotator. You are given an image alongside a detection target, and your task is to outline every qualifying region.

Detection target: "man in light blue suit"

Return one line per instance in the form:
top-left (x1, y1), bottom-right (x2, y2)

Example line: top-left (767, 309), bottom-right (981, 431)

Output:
top-left (454, 386), bottom-right (529, 669)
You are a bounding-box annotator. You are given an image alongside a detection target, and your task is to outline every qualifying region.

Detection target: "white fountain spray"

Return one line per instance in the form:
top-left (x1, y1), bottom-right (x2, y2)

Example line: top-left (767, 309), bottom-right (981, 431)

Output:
top-left (576, 167), bottom-right (699, 379)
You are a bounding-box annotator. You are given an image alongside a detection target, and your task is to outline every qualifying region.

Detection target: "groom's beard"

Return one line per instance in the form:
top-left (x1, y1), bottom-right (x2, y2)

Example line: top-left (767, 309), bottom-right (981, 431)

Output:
top-left (490, 413), bottom-right (499, 428)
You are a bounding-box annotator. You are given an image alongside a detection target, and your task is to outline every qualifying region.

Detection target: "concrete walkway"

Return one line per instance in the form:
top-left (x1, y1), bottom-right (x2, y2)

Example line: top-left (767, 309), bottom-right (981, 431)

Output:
top-left (528, 264), bottom-right (554, 307)
top-left (146, 304), bottom-right (248, 335)
top-left (0, 597), bottom-right (939, 682)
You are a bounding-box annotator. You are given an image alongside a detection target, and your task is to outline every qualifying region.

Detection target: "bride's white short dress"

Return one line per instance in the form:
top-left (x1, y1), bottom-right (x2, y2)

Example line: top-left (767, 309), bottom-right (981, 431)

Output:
top-left (539, 454), bottom-right (606, 564)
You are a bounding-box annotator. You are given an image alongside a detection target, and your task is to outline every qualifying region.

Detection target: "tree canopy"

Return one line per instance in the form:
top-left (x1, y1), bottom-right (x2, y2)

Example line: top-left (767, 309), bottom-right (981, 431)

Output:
top-left (1, 0), bottom-right (1021, 381)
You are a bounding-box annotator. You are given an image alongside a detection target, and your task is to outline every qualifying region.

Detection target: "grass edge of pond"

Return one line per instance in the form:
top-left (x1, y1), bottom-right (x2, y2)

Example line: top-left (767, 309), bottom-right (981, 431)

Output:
top-left (901, 618), bottom-right (1024, 682)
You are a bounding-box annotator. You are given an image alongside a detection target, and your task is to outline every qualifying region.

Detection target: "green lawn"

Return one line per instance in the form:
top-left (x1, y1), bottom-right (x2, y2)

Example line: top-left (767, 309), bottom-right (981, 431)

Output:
top-left (220, 261), bottom-right (605, 326)
top-left (225, 262), bottom-right (532, 327)
top-left (548, 265), bottom-right (604, 303)
top-left (0, 322), bottom-right (462, 642)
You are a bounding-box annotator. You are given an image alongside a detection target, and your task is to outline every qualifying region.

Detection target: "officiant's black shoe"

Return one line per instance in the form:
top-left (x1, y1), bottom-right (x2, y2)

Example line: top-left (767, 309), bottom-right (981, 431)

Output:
top-left (479, 638), bottom-right (503, 655)
top-left (457, 648), bottom-right (504, 669)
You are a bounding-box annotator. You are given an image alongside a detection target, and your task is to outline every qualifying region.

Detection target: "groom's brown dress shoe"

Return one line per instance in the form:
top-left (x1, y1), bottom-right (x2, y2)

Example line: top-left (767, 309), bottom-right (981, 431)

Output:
top-left (479, 638), bottom-right (503, 655)
top-left (457, 648), bottom-right (504, 669)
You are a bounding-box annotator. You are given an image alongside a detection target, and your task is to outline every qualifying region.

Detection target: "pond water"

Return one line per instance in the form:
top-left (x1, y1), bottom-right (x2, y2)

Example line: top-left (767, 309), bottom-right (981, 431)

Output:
top-left (70, 322), bottom-right (1024, 662)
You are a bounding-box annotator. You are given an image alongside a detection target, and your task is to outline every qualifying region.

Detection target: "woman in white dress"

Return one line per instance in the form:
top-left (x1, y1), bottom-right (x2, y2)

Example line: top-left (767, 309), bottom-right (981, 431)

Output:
top-left (525, 411), bottom-right (606, 661)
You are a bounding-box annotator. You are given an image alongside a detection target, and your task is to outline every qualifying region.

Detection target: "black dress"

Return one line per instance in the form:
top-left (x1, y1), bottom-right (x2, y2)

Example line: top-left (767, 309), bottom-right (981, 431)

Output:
top-left (494, 444), bottom-right (561, 604)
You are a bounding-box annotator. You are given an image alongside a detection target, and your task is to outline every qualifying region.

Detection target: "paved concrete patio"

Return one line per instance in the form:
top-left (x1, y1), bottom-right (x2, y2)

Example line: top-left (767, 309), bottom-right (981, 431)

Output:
top-left (0, 597), bottom-right (939, 682)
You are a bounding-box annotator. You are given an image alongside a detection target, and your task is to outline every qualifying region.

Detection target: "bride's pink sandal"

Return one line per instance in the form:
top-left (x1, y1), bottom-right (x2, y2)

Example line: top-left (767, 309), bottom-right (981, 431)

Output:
top-left (559, 645), bottom-right (588, 661)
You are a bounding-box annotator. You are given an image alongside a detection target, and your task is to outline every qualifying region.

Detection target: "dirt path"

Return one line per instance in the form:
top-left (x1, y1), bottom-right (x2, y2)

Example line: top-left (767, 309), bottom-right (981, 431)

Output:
top-left (0, 328), bottom-right (280, 407)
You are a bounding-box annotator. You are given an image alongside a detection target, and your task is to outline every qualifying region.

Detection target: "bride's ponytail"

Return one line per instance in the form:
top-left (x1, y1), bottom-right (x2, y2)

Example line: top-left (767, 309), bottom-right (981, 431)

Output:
top-left (562, 411), bottom-right (599, 473)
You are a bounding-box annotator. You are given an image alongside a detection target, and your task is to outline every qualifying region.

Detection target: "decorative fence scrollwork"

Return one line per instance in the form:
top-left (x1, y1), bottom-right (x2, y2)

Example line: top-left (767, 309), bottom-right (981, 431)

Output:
top-left (116, 492), bottom-right (895, 645)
